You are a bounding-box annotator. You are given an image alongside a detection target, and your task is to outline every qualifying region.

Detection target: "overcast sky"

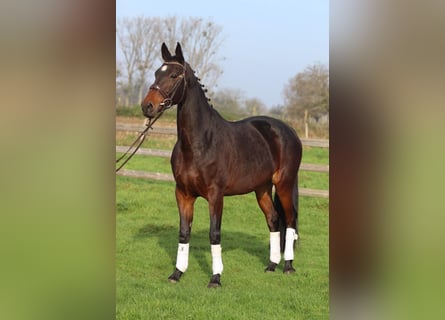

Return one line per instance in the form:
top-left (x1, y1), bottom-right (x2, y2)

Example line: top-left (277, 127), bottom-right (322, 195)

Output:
top-left (116, 0), bottom-right (329, 107)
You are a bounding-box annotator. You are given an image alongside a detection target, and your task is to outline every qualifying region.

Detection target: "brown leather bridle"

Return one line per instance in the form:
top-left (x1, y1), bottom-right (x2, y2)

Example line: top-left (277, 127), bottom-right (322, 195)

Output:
top-left (149, 61), bottom-right (187, 111)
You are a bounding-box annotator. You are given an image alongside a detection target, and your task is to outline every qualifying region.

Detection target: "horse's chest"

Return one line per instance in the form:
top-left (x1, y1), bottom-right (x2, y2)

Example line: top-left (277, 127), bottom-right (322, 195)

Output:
top-left (171, 151), bottom-right (214, 192)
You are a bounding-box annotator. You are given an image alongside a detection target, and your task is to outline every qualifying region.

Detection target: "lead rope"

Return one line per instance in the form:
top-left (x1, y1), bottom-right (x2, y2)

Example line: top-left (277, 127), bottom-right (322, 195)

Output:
top-left (115, 110), bottom-right (165, 173)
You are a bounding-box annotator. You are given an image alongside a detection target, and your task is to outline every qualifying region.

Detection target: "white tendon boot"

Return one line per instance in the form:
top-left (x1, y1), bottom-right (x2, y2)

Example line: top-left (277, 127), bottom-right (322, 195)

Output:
top-left (270, 231), bottom-right (281, 264)
top-left (175, 243), bottom-right (189, 272)
top-left (211, 244), bottom-right (223, 275)
top-left (284, 228), bottom-right (297, 261)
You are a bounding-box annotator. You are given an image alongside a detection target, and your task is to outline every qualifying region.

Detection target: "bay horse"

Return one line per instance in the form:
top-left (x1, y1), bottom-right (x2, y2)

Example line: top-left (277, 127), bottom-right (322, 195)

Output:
top-left (141, 43), bottom-right (302, 288)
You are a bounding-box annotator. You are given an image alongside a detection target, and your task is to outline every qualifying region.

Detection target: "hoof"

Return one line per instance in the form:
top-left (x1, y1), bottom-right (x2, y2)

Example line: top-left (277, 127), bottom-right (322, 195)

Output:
top-left (264, 262), bottom-right (278, 272)
top-left (168, 268), bottom-right (183, 283)
top-left (283, 260), bottom-right (296, 274)
top-left (207, 274), bottom-right (222, 288)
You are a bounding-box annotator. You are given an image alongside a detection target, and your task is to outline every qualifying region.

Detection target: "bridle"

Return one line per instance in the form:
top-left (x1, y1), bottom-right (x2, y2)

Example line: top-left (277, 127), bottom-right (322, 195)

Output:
top-left (116, 61), bottom-right (187, 173)
top-left (149, 61), bottom-right (187, 112)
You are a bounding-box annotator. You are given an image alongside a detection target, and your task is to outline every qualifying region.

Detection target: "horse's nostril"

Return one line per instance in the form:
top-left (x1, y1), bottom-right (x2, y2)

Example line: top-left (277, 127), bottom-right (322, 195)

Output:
top-left (141, 102), bottom-right (154, 118)
top-left (141, 102), bottom-right (153, 112)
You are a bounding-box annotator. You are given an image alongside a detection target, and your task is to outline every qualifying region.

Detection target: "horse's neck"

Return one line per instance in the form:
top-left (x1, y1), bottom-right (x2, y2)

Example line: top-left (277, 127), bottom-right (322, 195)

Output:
top-left (176, 82), bottom-right (223, 147)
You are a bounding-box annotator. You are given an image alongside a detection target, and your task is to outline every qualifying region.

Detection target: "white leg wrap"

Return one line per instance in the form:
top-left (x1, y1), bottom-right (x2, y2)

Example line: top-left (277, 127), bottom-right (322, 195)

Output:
top-left (284, 228), bottom-right (296, 261)
top-left (211, 244), bottom-right (223, 275)
top-left (175, 243), bottom-right (189, 272)
top-left (270, 232), bottom-right (281, 264)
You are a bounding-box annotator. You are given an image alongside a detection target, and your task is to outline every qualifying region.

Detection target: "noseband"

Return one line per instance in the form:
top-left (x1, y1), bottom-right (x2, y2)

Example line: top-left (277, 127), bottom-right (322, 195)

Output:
top-left (149, 61), bottom-right (187, 110)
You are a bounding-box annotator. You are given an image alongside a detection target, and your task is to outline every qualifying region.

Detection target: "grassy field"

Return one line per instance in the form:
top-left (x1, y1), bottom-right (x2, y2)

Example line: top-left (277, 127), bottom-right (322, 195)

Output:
top-left (116, 118), bottom-right (329, 319)
top-left (116, 178), bottom-right (328, 319)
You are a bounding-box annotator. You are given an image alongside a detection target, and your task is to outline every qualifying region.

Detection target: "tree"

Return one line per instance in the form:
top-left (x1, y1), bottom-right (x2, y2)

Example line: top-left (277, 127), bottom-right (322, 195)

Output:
top-left (244, 98), bottom-right (266, 116)
top-left (212, 88), bottom-right (244, 118)
top-left (117, 16), bottom-right (164, 107)
top-left (269, 104), bottom-right (286, 119)
top-left (283, 63), bottom-right (329, 122)
top-left (116, 16), bottom-right (225, 107)
top-left (160, 17), bottom-right (224, 90)
top-left (133, 17), bottom-right (163, 104)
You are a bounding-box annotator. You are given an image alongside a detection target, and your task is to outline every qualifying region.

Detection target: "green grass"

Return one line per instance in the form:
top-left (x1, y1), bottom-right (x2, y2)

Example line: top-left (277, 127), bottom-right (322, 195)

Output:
top-left (117, 154), bottom-right (171, 174)
top-left (116, 178), bottom-right (328, 319)
top-left (116, 141), bottom-right (329, 319)
top-left (302, 146), bottom-right (329, 165)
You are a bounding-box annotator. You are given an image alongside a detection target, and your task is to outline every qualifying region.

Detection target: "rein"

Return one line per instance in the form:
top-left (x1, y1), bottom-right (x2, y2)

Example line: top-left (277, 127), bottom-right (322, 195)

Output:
top-left (115, 111), bottom-right (165, 173)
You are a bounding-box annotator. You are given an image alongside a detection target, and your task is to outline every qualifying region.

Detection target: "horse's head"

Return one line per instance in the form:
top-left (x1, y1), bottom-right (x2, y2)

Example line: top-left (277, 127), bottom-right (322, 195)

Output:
top-left (141, 42), bottom-right (187, 119)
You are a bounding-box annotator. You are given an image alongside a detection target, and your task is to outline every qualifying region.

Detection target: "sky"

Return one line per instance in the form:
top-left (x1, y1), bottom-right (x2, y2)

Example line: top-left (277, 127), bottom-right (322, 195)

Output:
top-left (116, 0), bottom-right (329, 108)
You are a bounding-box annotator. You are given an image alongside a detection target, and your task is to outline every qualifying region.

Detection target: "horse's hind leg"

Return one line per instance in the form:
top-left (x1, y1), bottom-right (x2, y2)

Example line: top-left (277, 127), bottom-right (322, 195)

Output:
top-left (168, 187), bottom-right (196, 283)
top-left (275, 180), bottom-right (299, 274)
top-left (255, 184), bottom-right (281, 272)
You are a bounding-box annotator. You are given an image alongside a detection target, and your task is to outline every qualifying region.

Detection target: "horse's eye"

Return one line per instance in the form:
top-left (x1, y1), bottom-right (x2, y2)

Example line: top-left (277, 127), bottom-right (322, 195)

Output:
top-left (171, 73), bottom-right (178, 79)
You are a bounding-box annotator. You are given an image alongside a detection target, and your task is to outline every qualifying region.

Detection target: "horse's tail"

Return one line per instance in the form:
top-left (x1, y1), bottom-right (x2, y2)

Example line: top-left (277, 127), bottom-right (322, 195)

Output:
top-left (274, 183), bottom-right (299, 252)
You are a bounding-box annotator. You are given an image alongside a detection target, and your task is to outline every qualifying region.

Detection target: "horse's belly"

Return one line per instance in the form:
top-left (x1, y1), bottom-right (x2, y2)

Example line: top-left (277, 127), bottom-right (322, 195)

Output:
top-left (172, 143), bottom-right (275, 197)
top-left (224, 166), bottom-right (274, 195)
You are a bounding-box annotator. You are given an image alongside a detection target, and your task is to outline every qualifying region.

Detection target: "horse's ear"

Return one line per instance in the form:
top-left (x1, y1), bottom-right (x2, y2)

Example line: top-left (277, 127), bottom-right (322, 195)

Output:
top-left (161, 42), bottom-right (172, 61)
top-left (175, 42), bottom-right (185, 64)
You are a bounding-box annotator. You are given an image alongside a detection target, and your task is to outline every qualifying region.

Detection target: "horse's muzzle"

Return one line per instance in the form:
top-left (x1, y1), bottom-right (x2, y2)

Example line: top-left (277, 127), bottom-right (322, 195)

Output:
top-left (141, 102), bottom-right (155, 118)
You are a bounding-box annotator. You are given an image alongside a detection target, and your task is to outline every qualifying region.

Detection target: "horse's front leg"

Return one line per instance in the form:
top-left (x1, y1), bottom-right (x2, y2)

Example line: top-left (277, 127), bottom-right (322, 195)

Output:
top-left (207, 190), bottom-right (224, 288)
top-left (168, 187), bottom-right (196, 283)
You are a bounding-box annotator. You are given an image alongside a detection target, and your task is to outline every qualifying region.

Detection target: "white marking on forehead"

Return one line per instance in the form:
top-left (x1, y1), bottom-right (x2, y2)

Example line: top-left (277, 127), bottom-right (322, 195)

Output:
top-left (160, 65), bottom-right (168, 72)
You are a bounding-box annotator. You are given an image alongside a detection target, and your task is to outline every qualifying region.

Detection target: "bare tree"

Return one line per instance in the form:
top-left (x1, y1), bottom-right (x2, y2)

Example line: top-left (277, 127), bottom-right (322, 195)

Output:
top-left (244, 98), bottom-right (267, 116)
top-left (134, 17), bottom-right (163, 103)
top-left (283, 63), bottom-right (329, 121)
top-left (161, 17), bottom-right (224, 89)
top-left (116, 61), bottom-right (124, 106)
top-left (268, 104), bottom-right (286, 119)
top-left (212, 88), bottom-right (244, 118)
top-left (116, 17), bottom-right (140, 106)
top-left (117, 16), bottom-right (162, 107)
top-left (116, 16), bottom-right (225, 107)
